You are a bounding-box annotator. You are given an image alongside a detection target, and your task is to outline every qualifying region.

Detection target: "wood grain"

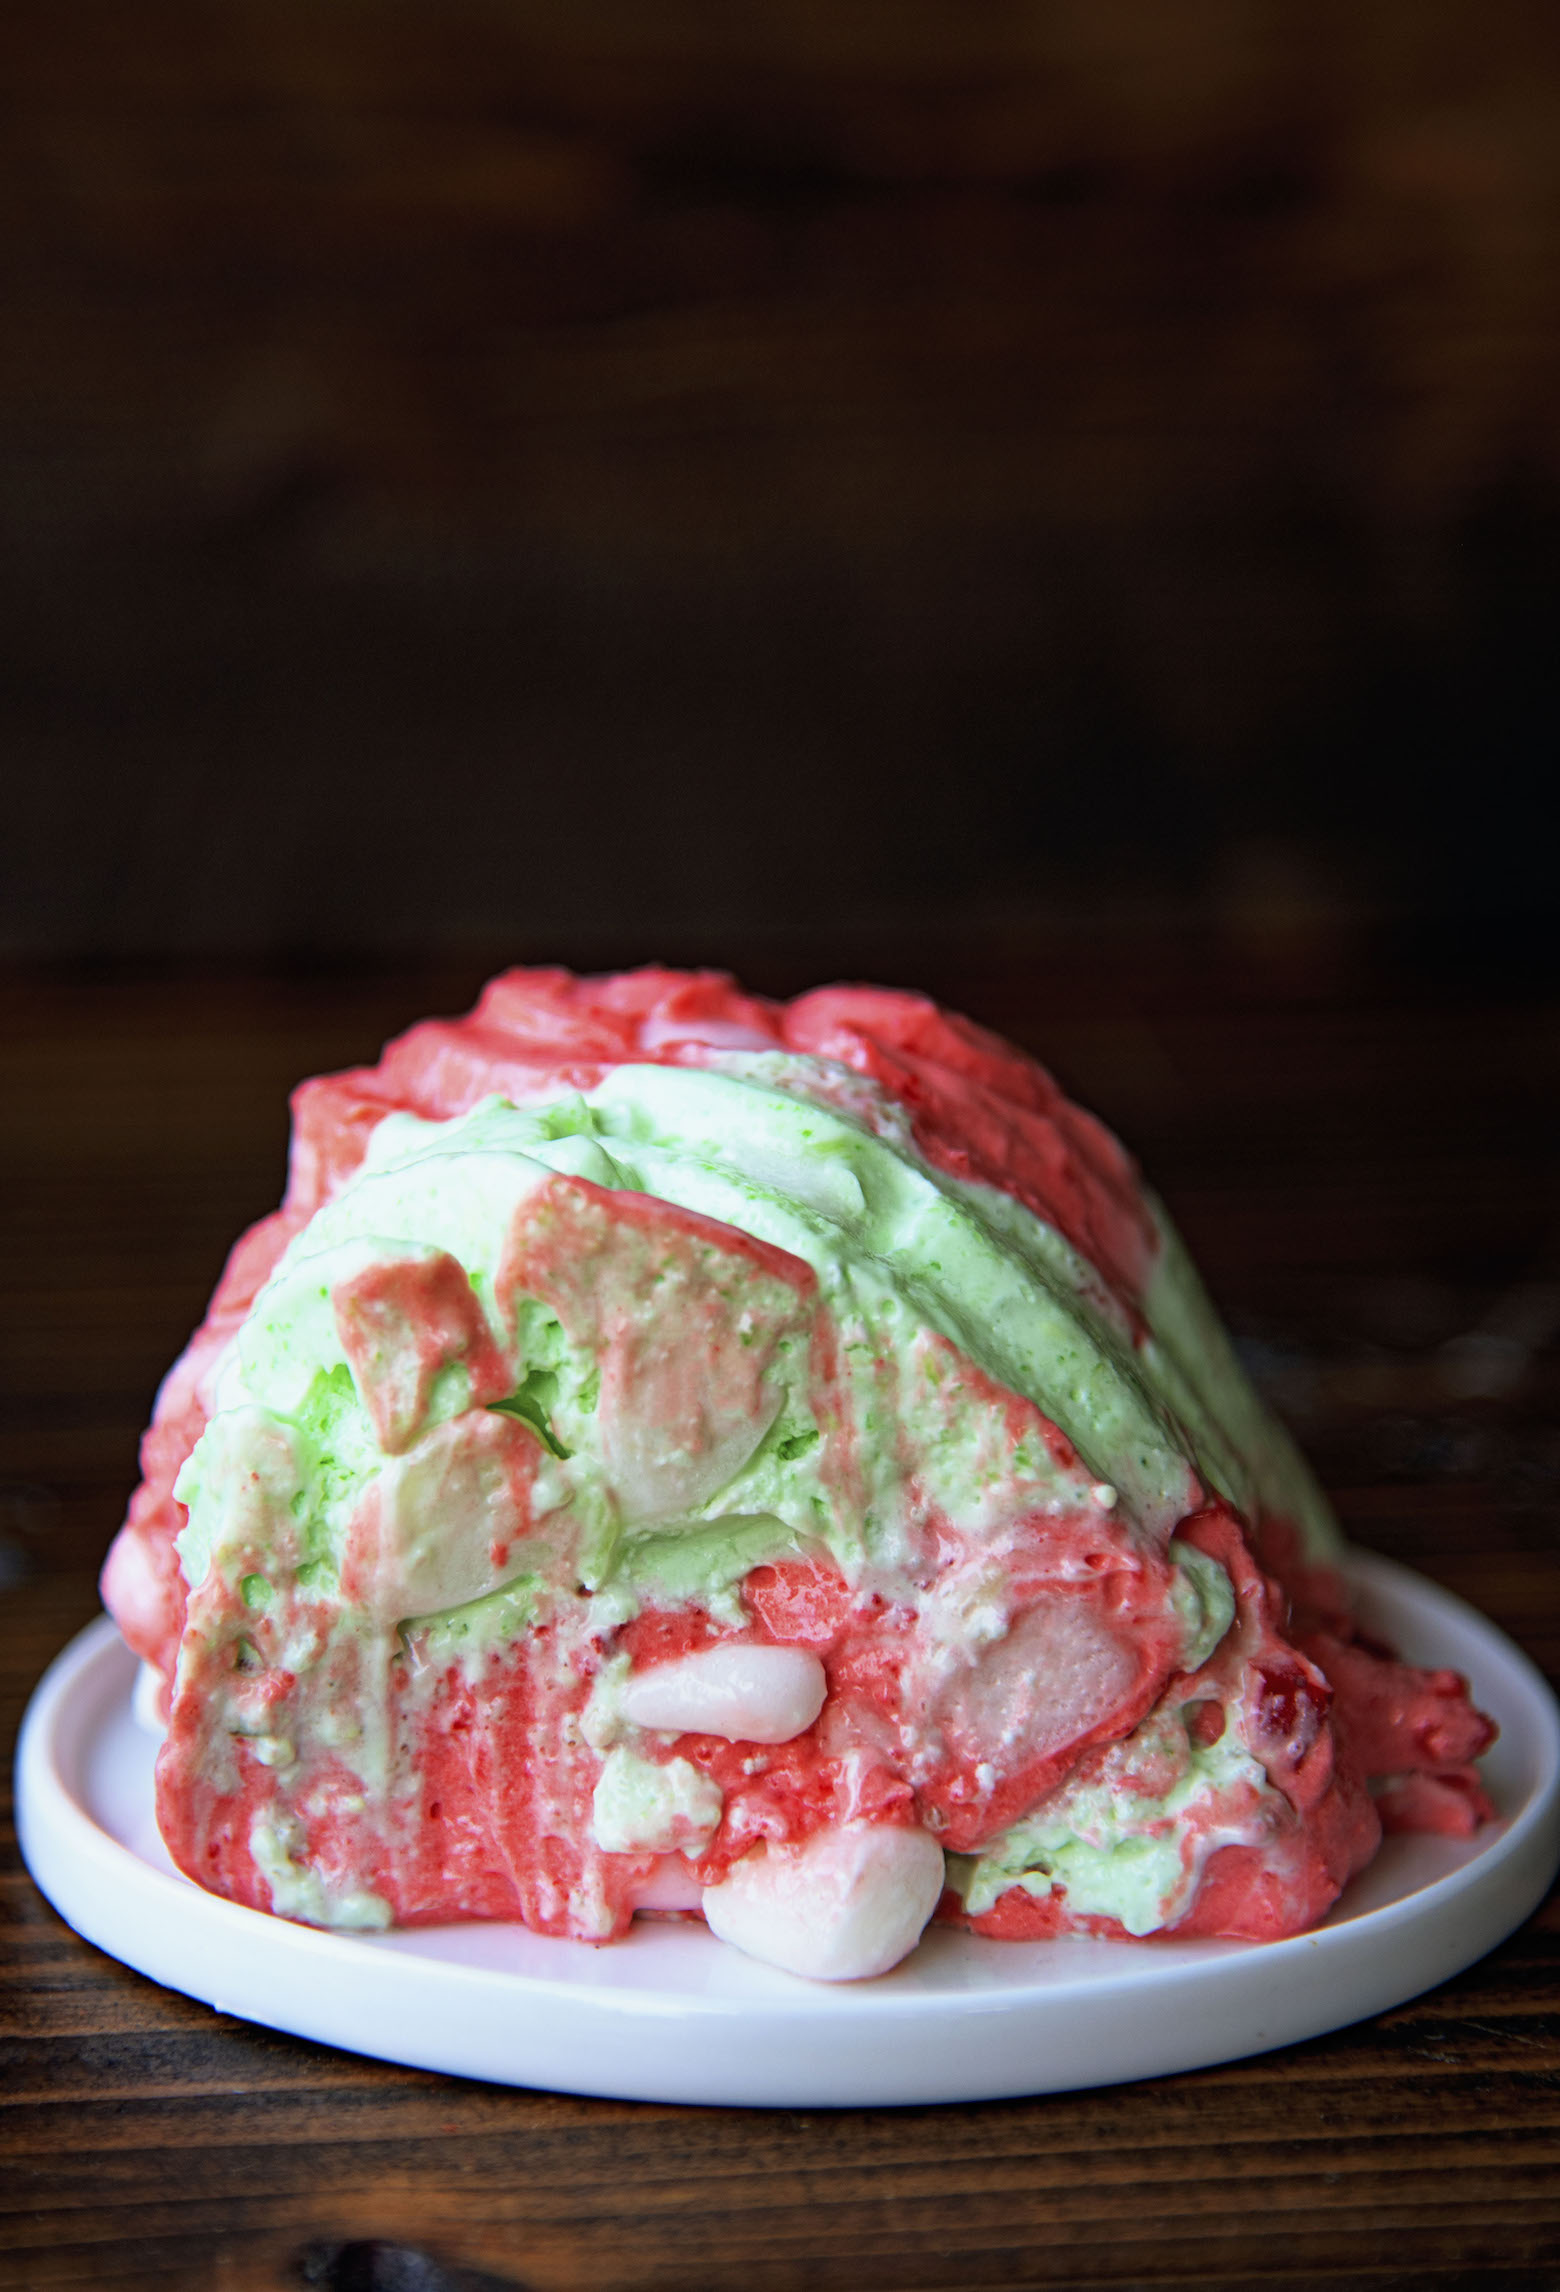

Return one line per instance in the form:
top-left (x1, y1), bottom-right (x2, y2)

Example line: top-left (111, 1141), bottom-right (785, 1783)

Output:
top-left (3, 947), bottom-right (1558, 2292)
top-left (5, 4), bottom-right (1559, 966)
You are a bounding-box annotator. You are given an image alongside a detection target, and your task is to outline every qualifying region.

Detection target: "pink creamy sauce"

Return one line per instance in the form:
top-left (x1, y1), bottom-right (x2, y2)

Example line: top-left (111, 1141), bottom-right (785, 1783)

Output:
top-left (102, 969), bottom-right (1496, 1952)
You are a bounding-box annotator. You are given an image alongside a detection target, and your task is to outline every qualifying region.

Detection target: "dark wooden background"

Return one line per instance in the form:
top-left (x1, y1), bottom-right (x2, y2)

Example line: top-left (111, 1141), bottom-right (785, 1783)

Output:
top-left (3, 939), bottom-right (1558, 2291)
top-left (3, 0), bottom-right (1559, 967)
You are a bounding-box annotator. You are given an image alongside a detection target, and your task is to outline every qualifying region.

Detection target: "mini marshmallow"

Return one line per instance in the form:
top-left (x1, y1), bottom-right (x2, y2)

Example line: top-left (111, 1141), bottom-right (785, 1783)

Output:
top-left (630, 1854), bottom-right (706, 1913)
top-left (619, 1643), bottom-right (827, 1744)
top-left (702, 1821), bottom-right (945, 1981)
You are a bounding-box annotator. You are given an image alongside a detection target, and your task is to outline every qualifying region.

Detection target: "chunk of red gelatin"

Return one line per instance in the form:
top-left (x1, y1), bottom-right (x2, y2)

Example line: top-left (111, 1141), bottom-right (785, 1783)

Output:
top-left (745, 1554), bottom-right (855, 1648)
top-left (1301, 1631), bottom-right (1498, 1780)
top-left (1374, 1766), bottom-right (1495, 1837)
top-left (496, 1175), bottom-right (818, 1526)
top-left (617, 1607), bottom-right (729, 1674)
top-left (333, 1250), bottom-right (513, 1454)
top-left (783, 987), bottom-right (1158, 1309)
top-left (921, 1583), bottom-right (1180, 1851)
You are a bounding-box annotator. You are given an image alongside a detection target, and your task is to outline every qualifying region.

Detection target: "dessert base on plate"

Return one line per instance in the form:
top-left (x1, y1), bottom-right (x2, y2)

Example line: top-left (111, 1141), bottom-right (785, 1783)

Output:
top-left (18, 1552), bottom-right (1559, 2109)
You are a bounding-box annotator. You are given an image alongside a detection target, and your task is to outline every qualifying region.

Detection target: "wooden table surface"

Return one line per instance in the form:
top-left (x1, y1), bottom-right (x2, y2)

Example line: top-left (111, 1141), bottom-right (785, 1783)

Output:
top-left (4, 946), bottom-right (1559, 2292)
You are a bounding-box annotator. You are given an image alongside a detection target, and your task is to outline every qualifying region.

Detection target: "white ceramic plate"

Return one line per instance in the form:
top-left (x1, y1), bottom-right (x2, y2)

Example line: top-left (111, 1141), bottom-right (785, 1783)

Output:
top-left (16, 1552), bottom-right (1560, 2108)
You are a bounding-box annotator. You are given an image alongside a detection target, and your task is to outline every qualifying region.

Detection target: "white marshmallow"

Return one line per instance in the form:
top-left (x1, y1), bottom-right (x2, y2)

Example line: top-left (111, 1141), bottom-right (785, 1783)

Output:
top-left (372, 1412), bottom-right (530, 1621)
top-left (619, 1643), bottom-right (827, 1744)
top-left (603, 1387), bottom-right (781, 1528)
top-left (630, 1854), bottom-right (707, 1913)
top-left (702, 1821), bottom-right (945, 1981)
